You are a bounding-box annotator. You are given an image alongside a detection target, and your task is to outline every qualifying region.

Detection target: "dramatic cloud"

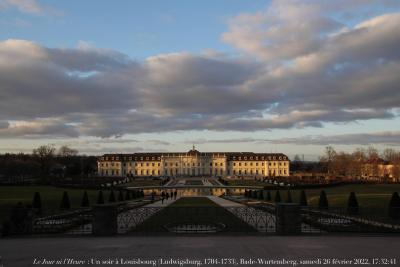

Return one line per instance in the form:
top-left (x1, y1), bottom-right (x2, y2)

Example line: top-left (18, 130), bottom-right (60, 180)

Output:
top-left (1, 0), bottom-right (400, 139)
top-left (186, 131), bottom-right (400, 147)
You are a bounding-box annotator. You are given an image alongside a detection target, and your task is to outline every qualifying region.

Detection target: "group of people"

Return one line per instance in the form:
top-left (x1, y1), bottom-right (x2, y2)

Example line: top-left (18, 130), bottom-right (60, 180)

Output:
top-left (161, 190), bottom-right (178, 203)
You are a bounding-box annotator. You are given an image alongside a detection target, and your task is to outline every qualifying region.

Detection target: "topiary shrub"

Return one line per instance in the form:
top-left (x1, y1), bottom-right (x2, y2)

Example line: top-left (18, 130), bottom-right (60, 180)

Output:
top-left (267, 190), bottom-right (272, 201)
top-left (258, 190), bottom-right (263, 200)
top-left (275, 191), bottom-right (281, 202)
top-left (318, 190), bottom-right (329, 210)
top-left (118, 190), bottom-right (124, 202)
top-left (286, 190), bottom-right (292, 203)
top-left (81, 191), bottom-right (90, 207)
top-left (125, 190), bottom-right (131, 200)
top-left (97, 191), bottom-right (104, 204)
top-left (109, 190), bottom-right (116, 203)
top-left (60, 191), bottom-right (71, 210)
top-left (388, 192), bottom-right (400, 219)
top-left (32, 192), bottom-right (42, 215)
top-left (347, 192), bottom-right (359, 215)
top-left (299, 190), bottom-right (308, 206)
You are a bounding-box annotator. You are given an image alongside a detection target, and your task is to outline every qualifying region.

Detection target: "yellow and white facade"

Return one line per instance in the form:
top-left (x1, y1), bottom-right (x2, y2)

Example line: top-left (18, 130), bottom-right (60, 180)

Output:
top-left (97, 147), bottom-right (290, 178)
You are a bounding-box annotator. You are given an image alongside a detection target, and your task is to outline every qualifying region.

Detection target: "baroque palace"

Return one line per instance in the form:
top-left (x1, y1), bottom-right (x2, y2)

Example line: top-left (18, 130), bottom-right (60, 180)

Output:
top-left (98, 147), bottom-right (290, 178)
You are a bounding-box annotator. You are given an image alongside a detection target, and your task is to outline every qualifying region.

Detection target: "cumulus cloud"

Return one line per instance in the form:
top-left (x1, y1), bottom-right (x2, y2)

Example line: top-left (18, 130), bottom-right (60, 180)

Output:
top-left (1, 1), bottom-right (400, 139)
top-left (187, 131), bottom-right (400, 147)
top-left (0, 118), bottom-right (78, 138)
top-left (222, 0), bottom-right (400, 61)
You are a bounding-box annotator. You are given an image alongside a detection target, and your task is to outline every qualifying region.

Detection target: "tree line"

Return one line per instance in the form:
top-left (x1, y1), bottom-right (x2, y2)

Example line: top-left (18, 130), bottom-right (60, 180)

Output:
top-left (0, 145), bottom-right (97, 183)
top-left (318, 146), bottom-right (400, 180)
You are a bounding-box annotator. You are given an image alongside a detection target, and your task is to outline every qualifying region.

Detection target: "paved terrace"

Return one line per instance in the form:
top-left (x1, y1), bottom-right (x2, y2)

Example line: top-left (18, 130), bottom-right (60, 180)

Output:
top-left (1, 236), bottom-right (399, 267)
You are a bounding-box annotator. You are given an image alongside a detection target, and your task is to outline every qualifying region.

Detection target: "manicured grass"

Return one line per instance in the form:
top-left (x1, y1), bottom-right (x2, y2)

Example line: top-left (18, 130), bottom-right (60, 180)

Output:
top-left (0, 186), bottom-right (120, 222)
top-left (258, 184), bottom-right (400, 223)
top-left (265, 184), bottom-right (400, 209)
top-left (132, 197), bottom-right (255, 233)
top-left (169, 197), bottom-right (219, 207)
top-left (184, 180), bottom-right (204, 186)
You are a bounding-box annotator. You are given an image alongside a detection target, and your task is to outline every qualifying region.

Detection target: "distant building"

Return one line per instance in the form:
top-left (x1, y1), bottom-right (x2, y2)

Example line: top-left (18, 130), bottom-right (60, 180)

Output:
top-left (97, 147), bottom-right (290, 178)
top-left (362, 158), bottom-right (396, 181)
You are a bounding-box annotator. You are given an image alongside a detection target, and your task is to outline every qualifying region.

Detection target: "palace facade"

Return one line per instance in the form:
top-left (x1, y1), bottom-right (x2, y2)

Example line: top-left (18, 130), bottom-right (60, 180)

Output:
top-left (97, 147), bottom-right (290, 178)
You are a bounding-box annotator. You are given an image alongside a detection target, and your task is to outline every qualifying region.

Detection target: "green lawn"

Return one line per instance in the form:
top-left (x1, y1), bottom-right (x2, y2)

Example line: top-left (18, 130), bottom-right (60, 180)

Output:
top-left (169, 197), bottom-right (217, 207)
top-left (256, 184), bottom-right (400, 223)
top-left (132, 197), bottom-right (256, 233)
top-left (265, 184), bottom-right (400, 209)
top-left (0, 186), bottom-right (121, 222)
top-left (184, 180), bottom-right (204, 186)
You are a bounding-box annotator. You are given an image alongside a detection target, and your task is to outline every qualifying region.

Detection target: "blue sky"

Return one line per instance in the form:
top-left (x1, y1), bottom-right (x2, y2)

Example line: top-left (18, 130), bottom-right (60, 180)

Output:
top-left (1, 0), bottom-right (268, 58)
top-left (1, 0), bottom-right (400, 159)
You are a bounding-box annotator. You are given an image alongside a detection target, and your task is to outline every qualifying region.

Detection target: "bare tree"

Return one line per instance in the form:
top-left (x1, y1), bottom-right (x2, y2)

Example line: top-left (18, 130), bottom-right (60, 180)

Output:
top-left (33, 145), bottom-right (55, 180)
top-left (58, 146), bottom-right (78, 157)
top-left (320, 146), bottom-right (337, 176)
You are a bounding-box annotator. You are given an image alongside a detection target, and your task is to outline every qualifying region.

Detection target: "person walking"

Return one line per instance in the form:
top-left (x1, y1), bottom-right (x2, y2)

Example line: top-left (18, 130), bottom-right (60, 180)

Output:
top-left (161, 191), bottom-right (165, 204)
